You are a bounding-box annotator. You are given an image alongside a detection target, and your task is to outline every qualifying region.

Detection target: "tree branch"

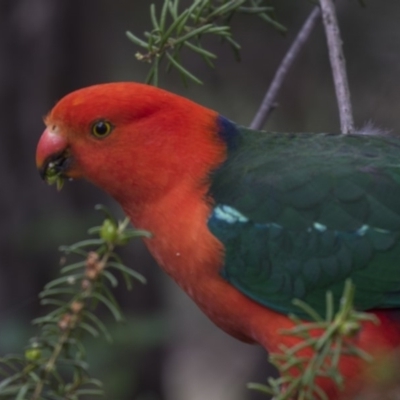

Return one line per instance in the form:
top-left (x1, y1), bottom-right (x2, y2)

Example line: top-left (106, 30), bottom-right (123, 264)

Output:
top-left (319, 0), bottom-right (355, 134)
top-left (250, 7), bottom-right (321, 130)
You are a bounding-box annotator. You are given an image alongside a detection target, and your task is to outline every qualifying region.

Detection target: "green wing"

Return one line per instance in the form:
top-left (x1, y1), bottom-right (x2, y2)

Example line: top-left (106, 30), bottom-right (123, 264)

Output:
top-left (208, 117), bottom-right (400, 317)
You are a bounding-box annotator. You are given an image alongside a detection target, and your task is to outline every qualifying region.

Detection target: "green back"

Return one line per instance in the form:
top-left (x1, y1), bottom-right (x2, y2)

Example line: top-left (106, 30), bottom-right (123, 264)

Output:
top-left (208, 118), bottom-right (400, 317)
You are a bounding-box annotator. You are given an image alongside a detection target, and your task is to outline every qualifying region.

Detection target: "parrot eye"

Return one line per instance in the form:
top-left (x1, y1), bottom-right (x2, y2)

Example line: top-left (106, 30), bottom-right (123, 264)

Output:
top-left (91, 120), bottom-right (113, 138)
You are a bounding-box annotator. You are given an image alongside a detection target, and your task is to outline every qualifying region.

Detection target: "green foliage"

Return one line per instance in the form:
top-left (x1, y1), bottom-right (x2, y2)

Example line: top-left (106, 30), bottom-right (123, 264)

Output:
top-left (0, 206), bottom-right (151, 400)
top-left (126, 0), bottom-right (286, 85)
top-left (43, 161), bottom-right (65, 191)
top-left (248, 280), bottom-right (378, 400)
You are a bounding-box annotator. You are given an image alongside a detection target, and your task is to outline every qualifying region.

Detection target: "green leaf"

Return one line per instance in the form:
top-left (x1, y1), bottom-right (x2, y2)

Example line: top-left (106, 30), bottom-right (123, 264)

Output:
top-left (168, 0), bottom-right (179, 19)
top-left (193, 0), bottom-right (211, 24)
top-left (238, 6), bottom-right (274, 13)
top-left (57, 358), bottom-right (89, 371)
top-left (145, 63), bottom-right (157, 84)
top-left (0, 372), bottom-right (26, 391)
top-left (247, 382), bottom-right (273, 394)
top-left (32, 314), bottom-right (60, 325)
top-left (208, 0), bottom-right (247, 19)
top-left (292, 298), bottom-right (324, 322)
top-left (159, 10), bottom-right (190, 48)
top-left (94, 204), bottom-right (118, 225)
top-left (101, 284), bottom-right (124, 315)
top-left (206, 26), bottom-right (231, 34)
top-left (62, 239), bottom-right (104, 251)
top-left (184, 40), bottom-right (216, 59)
top-left (258, 12), bottom-right (287, 33)
top-left (325, 291), bottom-right (334, 322)
top-left (61, 261), bottom-right (86, 274)
top-left (107, 261), bottom-right (147, 285)
top-left (91, 293), bottom-right (122, 321)
top-left (224, 35), bottom-right (241, 60)
top-left (85, 378), bottom-right (104, 387)
top-left (150, 3), bottom-right (160, 30)
top-left (121, 229), bottom-right (152, 240)
top-left (160, 0), bottom-right (169, 31)
top-left (101, 270), bottom-right (118, 288)
top-left (166, 52), bottom-right (203, 84)
top-left (313, 385), bottom-right (330, 400)
top-left (173, 23), bottom-right (214, 45)
top-left (79, 322), bottom-right (99, 338)
top-left (88, 226), bottom-right (102, 235)
top-left (40, 298), bottom-right (68, 308)
top-left (15, 383), bottom-right (30, 400)
top-left (59, 245), bottom-right (89, 257)
top-left (83, 312), bottom-right (113, 343)
top-left (125, 31), bottom-right (149, 48)
top-left (39, 288), bottom-right (77, 299)
top-left (44, 274), bottom-right (83, 290)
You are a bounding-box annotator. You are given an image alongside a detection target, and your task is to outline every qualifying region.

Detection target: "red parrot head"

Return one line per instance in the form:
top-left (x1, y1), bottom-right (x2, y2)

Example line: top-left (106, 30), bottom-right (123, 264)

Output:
top-left (36, 82), bottom-right (225, 212)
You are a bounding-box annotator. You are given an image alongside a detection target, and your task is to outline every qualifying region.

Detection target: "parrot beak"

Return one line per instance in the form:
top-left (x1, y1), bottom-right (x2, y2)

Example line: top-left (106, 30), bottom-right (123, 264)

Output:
top-left (36, 128), bottom-right (71, 190)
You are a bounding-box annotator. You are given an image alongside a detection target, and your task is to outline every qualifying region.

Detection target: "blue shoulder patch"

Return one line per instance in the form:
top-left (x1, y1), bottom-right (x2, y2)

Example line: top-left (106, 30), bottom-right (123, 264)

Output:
top-left (217, 115), bottom-right (240, 150)
top-left (212, 204), bottom-right (249, 224)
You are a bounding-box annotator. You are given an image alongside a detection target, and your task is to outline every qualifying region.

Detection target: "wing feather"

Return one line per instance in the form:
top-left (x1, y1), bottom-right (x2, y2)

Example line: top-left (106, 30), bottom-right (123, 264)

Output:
top-left (208, 118), bottom-right (400, 317)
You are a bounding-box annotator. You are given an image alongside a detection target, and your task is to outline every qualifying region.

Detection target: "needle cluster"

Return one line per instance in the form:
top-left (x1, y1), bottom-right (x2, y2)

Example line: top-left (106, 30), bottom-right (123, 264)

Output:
top-left (126, 0), bottom-right (286, 85)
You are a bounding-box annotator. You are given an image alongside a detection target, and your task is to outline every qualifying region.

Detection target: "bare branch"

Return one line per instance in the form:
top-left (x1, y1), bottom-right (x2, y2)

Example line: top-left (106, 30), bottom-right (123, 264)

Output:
top-left (319, 0), bottom-right (355, 134)
top-left (250, 7), bottom-right (321, 130)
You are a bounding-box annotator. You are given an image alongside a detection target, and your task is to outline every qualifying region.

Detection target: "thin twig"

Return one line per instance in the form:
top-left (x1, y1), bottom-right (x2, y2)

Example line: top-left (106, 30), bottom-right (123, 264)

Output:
top-left (250, 7), bottom-right (321, 130)
top-left (31, 331), bottom-right (70, 400)
top-left (319, 0), bottom-right (355, 134)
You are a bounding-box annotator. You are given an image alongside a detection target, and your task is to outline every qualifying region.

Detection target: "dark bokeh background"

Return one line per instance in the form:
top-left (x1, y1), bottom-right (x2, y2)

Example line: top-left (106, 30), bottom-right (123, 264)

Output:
top-left (1, 1), bottom-right (400, 399)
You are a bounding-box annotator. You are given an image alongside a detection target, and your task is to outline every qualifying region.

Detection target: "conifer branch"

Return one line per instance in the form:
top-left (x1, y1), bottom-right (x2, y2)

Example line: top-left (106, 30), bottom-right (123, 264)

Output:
top-left (319, 0), bottom-right (355, 134)
top-left (250, 6), bottom-right (321, 130)
top-left (0, 206), bottom-right (150, 399)
top-left (248, 280), bottom-right (378, 399)
top-left (127, 0), bottom-right (286, 86)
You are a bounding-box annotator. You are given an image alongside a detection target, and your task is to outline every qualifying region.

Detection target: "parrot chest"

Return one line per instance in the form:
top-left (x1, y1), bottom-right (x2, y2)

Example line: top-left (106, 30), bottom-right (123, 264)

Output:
top-left (122, 184), bottom-right (291, 345)
top-left (143, 224), bottom-right (257, 343)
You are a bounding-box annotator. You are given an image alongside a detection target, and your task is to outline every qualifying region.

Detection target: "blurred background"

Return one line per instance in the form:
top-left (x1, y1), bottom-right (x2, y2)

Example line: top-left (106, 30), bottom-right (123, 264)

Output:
top-left (1, 1), bottom-right (400, 399)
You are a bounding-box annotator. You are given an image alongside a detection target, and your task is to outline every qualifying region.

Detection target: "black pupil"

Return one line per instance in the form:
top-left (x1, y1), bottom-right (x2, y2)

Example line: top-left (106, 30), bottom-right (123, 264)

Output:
top-left (95, 122), bottom-right (108, 135)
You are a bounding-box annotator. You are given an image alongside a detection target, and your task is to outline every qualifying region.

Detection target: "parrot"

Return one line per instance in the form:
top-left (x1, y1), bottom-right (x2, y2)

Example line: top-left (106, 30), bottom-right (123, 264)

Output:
top-left (36, 82), bottom-right (400, 399)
